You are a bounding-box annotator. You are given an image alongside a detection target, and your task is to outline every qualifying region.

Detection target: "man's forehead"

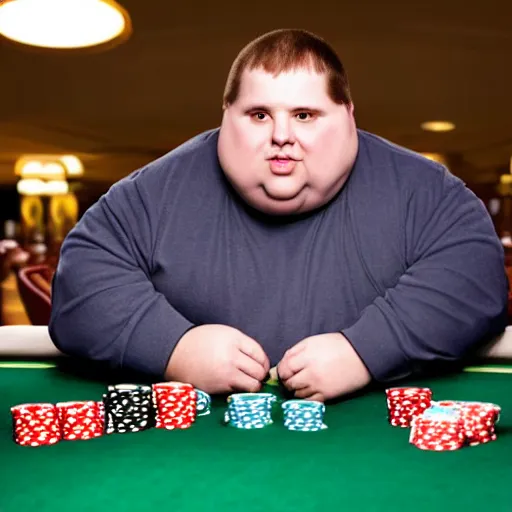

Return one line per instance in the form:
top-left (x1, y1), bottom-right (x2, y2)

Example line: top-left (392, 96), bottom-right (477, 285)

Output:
top-left (236, 67), bottom-right (332, 105)
top-left (241, 66), bottom-right (327, 83)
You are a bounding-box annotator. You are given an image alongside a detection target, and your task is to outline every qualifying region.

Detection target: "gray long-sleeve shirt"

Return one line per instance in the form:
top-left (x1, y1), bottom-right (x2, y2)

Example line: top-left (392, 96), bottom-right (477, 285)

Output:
top-left (49, 128), bottom-right (508, 382)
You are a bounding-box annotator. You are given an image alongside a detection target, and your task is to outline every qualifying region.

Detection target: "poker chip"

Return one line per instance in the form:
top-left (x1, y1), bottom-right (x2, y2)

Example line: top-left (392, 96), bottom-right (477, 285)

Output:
top-left (11, 403), bottom-right (61, 447)
top-left (224, 393), bottom-right (276, 429)
top-left (384, 389), bottom-right (503, 452)
top-left (8, 378), bottom-right (502, 455)
top-left (409, 405), bottom-right (465, 451)
top-left (103, 384), bottom-right (155, 434)
top-left (56, 401), bottom-right (104, 441)
top-left (195, 389), bottom-right (212, 416)
top-left (385, 387), bottom-right (432, 427)
top-left (434, 400), bottom-right (501, 446)
top-left (281, 399), bottom-right (327, 432)
top-left (152, 382), bottom-right (197, 430)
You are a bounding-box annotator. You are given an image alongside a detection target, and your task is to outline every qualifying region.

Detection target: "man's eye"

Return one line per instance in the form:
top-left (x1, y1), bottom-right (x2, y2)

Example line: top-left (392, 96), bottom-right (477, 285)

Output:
top-left (296, 112), bottom-right (312, 121)
top-left (253, 112), bottom-right (267, 121)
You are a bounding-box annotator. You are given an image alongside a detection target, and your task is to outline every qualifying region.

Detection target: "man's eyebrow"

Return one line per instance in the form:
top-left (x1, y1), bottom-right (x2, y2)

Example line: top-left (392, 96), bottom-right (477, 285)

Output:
top-left (290, 106), bottom-right (323, 113)
top-left (243, 105), bottom-right (271, 112)
top-left (243, 105), bottom-right (323, 112)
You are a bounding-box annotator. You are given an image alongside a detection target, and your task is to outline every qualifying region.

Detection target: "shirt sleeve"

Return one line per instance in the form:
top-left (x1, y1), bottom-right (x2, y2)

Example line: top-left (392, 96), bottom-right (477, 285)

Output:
top-left (49, 172), bottom-right (195, 378)
top-left (341, 173), bottom-right (508, 382)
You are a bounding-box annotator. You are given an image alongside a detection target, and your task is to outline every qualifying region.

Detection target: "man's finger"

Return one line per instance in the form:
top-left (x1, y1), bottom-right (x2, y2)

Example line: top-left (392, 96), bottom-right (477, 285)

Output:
top-left (302, 392), bottom-right (324, 403)
top-left (276, 360), bottom-right (290, 381)
top-left (283, 368), bottom-right (310, 391)
top-left (283, 339), bottom-right (308, 359)
top-left (236, 351), bottom-right (268, 382)
top-left (238, 337), bottom-right (270, 372)
top-left (230, 370), bottom-right (263, 393)
top-left (294, 386), bottom-right (314, 399)
top-left (277, 350), bottom-right (307, 381)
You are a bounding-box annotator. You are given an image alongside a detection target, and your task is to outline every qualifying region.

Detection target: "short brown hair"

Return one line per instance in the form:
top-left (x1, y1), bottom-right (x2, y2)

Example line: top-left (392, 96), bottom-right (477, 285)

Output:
top-left (223, 29), bottom-right (352, 106)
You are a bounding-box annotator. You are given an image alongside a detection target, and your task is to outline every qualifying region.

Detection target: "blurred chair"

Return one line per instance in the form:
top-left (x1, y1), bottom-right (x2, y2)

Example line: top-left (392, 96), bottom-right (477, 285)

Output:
top-left (16, 264), bottom-right (53, 325)
top-left (0, 239), bottom-right (30, 325)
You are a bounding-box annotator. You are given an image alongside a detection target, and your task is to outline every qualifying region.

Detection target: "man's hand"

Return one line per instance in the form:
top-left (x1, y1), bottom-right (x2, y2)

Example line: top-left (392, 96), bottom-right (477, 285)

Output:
top-left (277, 332), bottom-right (371, 402)
top-left (164, 324), bottom-right (270, 395)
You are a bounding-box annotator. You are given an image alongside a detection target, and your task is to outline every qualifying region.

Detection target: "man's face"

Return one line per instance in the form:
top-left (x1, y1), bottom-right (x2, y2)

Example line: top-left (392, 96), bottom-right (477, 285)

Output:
top-left (217, 67), bottom-right (358, 216)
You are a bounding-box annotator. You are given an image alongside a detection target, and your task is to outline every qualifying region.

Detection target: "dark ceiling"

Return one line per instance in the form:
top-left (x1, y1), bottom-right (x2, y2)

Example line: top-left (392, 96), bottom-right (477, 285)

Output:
top-left (1, 0), bottom-right (511, 187)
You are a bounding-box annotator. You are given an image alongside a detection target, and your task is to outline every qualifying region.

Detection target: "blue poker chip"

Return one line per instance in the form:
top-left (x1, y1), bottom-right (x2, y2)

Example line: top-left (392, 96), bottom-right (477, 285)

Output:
top-left (422, 404), bottom-right (460, 421)
top-left (224, 393), bottom-right (276, 429)
top-left (194, 389), bottom-right (211, 417)
top-left (281, 399), bottom-right (327, 432)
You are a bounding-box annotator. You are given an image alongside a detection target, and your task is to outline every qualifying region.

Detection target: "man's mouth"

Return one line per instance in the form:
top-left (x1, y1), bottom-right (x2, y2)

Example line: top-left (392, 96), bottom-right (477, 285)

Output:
top-left (269, 154), bottom-right (295, 160)
top-left (269, 157), bottom-right (296, 175)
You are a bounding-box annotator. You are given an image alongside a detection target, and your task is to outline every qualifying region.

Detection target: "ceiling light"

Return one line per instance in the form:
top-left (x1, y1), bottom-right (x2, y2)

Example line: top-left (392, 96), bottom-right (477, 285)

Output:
top-left (0, 0), bottom-right (131, 49)
top-left (17, 178), bottom-right (69, 196)
top-left (420, 153), bottom-right (447, 165)
top-left (15, 155), bottom-right (84, 178)
top-left (60, 155), bottom-right (84, 176)
top-left (420, 121), bottom-right (456, 132)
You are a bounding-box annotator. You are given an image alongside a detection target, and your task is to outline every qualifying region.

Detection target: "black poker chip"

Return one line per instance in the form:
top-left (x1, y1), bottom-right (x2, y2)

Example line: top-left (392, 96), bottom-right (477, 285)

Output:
top-left (103, 384), bottom-right (156, 434)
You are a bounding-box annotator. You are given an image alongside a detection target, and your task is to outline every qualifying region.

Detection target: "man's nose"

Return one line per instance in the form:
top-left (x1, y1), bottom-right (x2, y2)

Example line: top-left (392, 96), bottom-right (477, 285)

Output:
top-left (271, 116), bottom-right (295, 146)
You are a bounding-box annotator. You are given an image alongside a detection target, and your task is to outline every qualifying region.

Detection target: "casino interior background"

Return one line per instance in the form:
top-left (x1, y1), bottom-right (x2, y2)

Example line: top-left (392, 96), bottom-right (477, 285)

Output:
top-left (0, 0), bottom-right (511, 325)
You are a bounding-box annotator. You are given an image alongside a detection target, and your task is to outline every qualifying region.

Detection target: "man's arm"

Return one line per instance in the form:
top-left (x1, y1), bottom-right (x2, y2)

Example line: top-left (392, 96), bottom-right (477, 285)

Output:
top-left (49, 174), bottom-right (195, 377)
top-left (342, 176), bottom-right (508, 382)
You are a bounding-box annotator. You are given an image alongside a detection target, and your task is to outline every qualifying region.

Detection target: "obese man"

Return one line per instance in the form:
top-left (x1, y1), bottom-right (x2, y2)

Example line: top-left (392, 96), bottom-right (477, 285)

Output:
top-left (49, 29), bottom-right (508, 402)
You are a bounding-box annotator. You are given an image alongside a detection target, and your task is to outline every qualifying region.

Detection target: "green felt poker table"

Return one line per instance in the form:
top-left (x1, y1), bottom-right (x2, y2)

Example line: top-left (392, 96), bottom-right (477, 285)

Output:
top-left (1, 358), bottom-right (511, 512)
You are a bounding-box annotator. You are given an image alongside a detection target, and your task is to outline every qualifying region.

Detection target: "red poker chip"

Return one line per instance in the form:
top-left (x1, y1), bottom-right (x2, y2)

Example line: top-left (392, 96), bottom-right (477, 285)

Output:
top-left (152, 382), bottom-right (197, 430)
top-left (431, 400), bottom-right (500, 446)
top-left (387, 391), bottom-right (501, 451)
top-left (11, 403), bottom-right (61, 447)
top-left (386, 387), bottom-right (433, 428)
top-left (409, 414), bottom-right (465, 451)
top-left (56, 401), bottom-right (104, 441)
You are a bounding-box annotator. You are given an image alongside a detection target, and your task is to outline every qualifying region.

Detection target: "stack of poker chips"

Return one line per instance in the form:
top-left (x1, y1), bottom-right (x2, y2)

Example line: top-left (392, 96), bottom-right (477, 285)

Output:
top-left (385, 387), bottom-right (433, 427)
top-left (10, 382), bottom-right (210, 447)
top-left (103, 384), bottom-right (156, 434)
top-left (11, 403), bottom-right (62, 447)
top-left (434, 400), bottom-right (501, 447)
top-left (409, 405), bottom-right (465, 451)
top-left (195, 389), bottom-right (212, 416)
top-left (224, 393), bottom-right (276, 429)
top-left (152, 382), bottom-right (197, 430)
top-left (11, 382), bottom-right (209, 447)
top-left (385, 387), bottom-right (502, 451)
top-left (281, 399), bottom-right (327, 432)
top-left (57, 401), bottom-right (104, 441)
